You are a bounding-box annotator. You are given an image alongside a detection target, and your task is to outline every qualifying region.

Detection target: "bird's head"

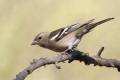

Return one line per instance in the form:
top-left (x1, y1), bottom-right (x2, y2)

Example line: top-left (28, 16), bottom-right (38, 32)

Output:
top-left (31, 32), bottom-right (45, 46)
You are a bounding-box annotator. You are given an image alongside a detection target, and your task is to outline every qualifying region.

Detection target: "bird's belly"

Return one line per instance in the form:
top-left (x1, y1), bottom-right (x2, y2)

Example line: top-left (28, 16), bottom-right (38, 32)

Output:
top-left (49, 45), bottom-right (68, 52)
top-left (39, 41), bottom-right (67, 52)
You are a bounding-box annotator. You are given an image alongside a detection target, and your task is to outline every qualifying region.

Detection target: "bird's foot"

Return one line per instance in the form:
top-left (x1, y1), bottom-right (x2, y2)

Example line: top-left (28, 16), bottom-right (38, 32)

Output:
top-left (66, 49), bottom-right (74, 53)
top-left (65, 49), bottom-right (75, 63)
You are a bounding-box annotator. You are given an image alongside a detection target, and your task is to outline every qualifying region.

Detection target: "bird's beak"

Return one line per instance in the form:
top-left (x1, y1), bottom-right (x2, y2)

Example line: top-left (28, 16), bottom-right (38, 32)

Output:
top-left (31, 41), bottom-right (38, 45)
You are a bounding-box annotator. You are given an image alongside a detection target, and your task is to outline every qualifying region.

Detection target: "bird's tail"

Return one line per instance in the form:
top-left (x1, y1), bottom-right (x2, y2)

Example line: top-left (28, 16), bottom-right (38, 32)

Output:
top-left (77, 17), bottom-right (114, 38)
top-left (85, 17), bottom-right (114, 30)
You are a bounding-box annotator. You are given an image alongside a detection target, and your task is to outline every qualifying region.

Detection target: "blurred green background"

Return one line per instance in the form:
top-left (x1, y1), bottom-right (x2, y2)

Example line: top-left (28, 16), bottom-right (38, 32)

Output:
top-left (0, 0), bottom-right (120, 80)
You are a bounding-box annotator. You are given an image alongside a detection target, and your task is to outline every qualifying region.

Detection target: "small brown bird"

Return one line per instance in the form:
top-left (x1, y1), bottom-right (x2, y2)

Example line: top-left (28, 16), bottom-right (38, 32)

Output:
top-left (31, 18), bottom-right (114, 52)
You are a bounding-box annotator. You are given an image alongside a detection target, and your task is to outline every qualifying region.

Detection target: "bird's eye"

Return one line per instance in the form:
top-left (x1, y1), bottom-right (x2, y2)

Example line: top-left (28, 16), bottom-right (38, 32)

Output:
top-left (38, 37), bottom-right (42, 40)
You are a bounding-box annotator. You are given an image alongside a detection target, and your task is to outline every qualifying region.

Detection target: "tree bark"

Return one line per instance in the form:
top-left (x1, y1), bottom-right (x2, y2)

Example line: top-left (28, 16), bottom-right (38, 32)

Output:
top-left (14, 47), bottom-right (120, 80)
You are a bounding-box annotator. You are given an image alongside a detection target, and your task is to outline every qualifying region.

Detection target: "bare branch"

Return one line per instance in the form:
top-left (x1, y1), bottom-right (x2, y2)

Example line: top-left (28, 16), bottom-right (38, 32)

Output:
top-left (14, 47), bottom-right (120, 80)
top-left (96, 47), bottom-right (104, 57)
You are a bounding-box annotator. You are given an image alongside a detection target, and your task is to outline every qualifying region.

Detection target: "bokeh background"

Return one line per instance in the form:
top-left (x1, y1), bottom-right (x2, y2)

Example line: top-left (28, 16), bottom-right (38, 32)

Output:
top-left (0, 0), bottom-right (120, 80)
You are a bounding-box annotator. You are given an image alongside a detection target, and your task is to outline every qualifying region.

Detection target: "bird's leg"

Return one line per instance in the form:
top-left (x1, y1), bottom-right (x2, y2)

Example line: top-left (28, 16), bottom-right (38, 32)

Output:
top-left (66, 49), bottom-right (74, 53)
top-left (66, 50), bottom-right (74, 63)
top-left (65, 45), bottom-right (74, 53)
top-left (65, 45), bottom-right (76, 63)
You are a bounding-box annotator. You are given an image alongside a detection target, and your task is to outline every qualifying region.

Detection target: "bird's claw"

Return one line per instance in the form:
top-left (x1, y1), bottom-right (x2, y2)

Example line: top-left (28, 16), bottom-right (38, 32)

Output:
top-left (66, 49), bottom-right (74, 53)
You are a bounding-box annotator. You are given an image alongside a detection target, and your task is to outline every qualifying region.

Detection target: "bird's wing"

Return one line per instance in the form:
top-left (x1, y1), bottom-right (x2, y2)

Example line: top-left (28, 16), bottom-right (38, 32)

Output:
top-left (49, 19), bottom-right (95, 41)
top-left (49, 18), bottom-right (114, 41)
